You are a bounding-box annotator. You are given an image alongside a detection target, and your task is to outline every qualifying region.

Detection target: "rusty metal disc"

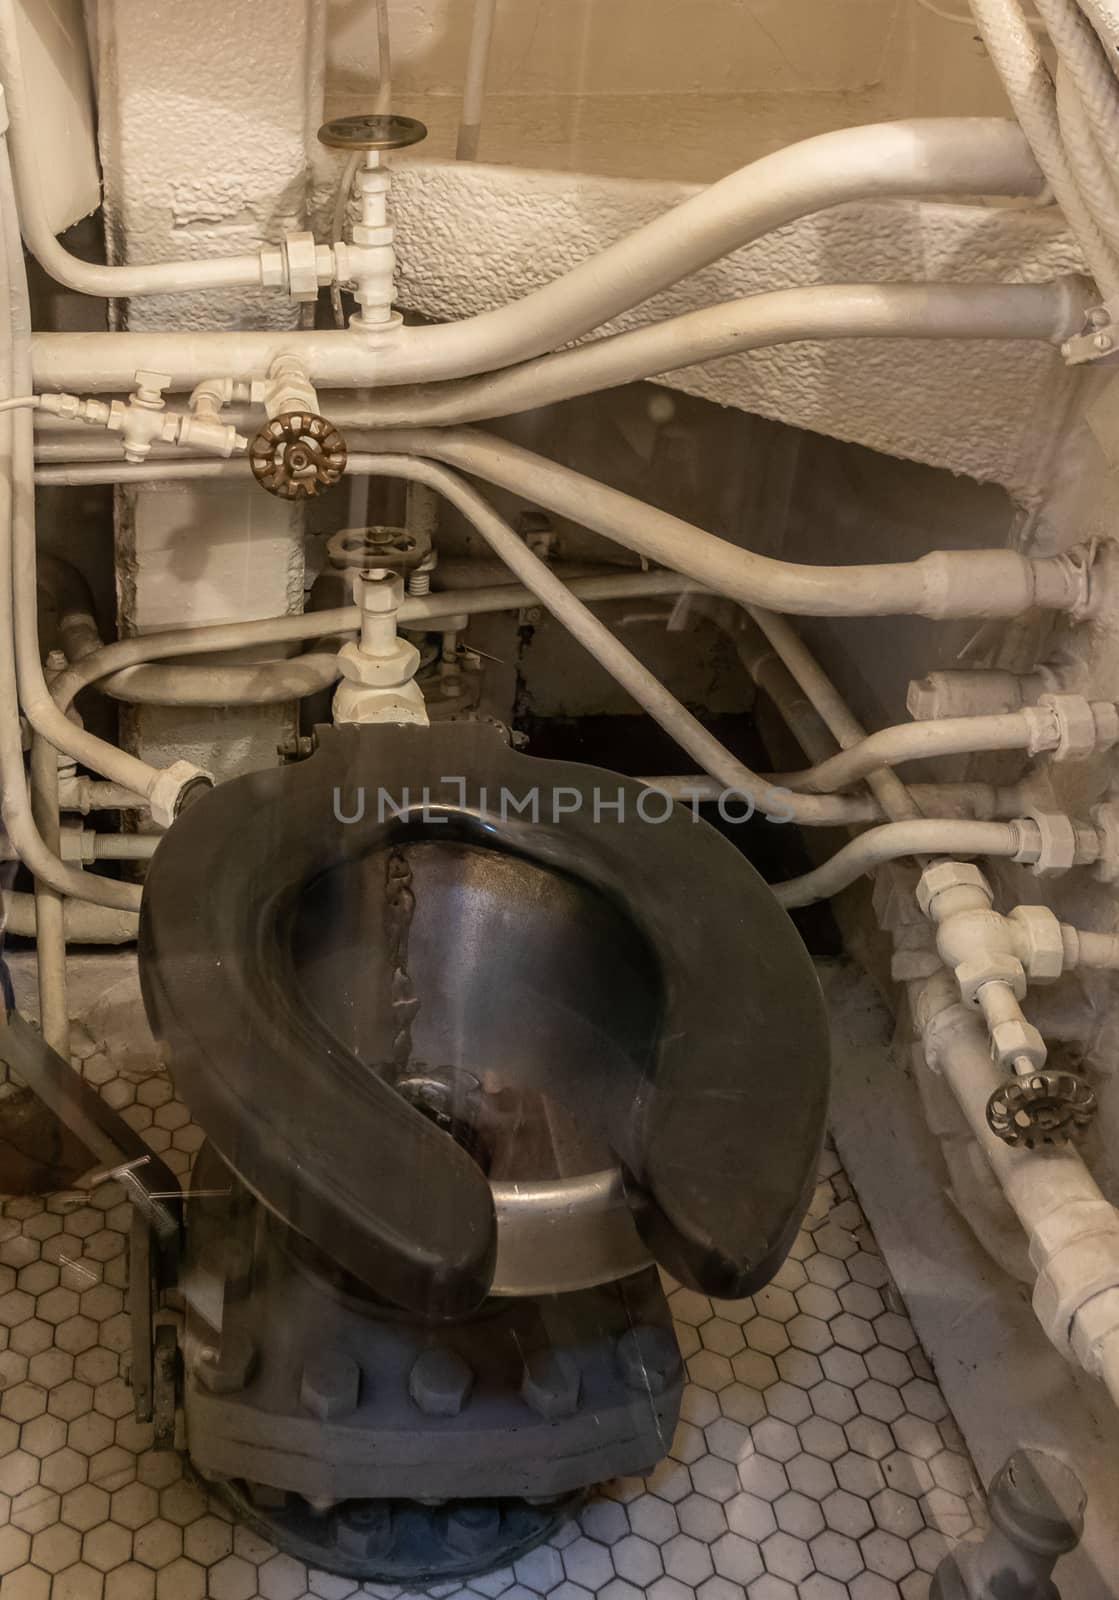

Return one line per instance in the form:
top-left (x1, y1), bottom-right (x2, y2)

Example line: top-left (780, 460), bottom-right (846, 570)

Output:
top-left (317, 114), bottom-right (428, 152)
top-left (249, 412), bottom-right (348, 500)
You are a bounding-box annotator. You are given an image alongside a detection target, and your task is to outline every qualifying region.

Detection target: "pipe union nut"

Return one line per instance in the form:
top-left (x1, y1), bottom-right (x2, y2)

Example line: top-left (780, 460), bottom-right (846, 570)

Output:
top-left (1007, 905), bottom-right (1065, 982)
top-left (337, 636), bottom-right (421, 687)
top-left (1039, 693), bottom-right (1115, 761)
top-left (917, 860), bottom-right (992, 919)
top-left (1092, 800), bottom-right (1119, 883)
top-left (990, 1017), bottom-right (1047, 1070)
top-left (956, 954), bottom-right (1026, 1007)
top-left (1032, 1202), bottom-right (1119, 1355)
top-left (148, 760), bottom-right (214, 831)
top-left (1026, 810), bottom-right (1078, 877)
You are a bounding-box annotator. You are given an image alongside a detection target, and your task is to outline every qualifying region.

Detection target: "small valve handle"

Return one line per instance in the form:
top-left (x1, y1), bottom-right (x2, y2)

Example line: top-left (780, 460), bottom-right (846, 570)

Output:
top-left (249, 412), bottom-right (347, 500)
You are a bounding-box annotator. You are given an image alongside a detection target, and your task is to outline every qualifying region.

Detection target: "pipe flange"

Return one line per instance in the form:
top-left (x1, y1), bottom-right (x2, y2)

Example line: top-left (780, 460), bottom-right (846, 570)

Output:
top-left (986, 1070), bottom-right (1098, 1149)
top-left (250, 412), bottom-right (347, 500)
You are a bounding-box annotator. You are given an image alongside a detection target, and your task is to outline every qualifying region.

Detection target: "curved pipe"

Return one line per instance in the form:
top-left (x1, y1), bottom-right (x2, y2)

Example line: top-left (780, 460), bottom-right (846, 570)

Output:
top-left (56, 572), bottom-right (698, 710)
top-left (775, 709), bottom-right (1051, 793)
top-left (643, 775), bottom-right (1027, 821)
top-left (0, 0), bottom-right (266, 298)
top-left (33, 438), bottom-right (1087, 622)
top-left (0, 138), bottom-right (139, 917)
top-left (27, 118), bottom-right (1047, 388)
top-left (774, 819), bottom-right (1039, 907)
top-left (299, 281), bottom-right (1090, 428)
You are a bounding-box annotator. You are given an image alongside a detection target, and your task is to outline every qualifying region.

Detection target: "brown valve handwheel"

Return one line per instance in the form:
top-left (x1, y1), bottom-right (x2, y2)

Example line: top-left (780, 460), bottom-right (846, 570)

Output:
top-left (986, 1069), bottom-right (1098, 1149)
top-left (249, 412), bottom-right (347, 500)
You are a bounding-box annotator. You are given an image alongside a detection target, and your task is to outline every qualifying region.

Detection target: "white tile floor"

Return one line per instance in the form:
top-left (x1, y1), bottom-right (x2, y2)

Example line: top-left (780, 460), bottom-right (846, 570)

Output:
top-left (0, 1041), bottom-right (986, 1600)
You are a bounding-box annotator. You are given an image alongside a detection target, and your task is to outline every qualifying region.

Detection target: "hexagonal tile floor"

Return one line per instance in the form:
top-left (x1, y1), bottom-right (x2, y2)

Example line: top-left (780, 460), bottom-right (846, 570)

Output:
top-left (0, 1041), bottom-right (985, 1600)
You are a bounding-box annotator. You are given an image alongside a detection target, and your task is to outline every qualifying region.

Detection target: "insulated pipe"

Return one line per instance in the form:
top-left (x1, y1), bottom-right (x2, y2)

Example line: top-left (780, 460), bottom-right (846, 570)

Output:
top-left (1057, 59), bottom-right (1119, 259)
top-left (36, 440), bottom-right (1090, 622)
top-left (1, 890), bottom-right (138, 945)
top-left (309, 281), bottom-right (1091, 427)
top-left (774, 819), bottom-right (1040, 907)
top-left (27, 118), bottom-right (1048, 386)
top-left (774, 708), bottom-right (1057, 793)
top-left (969, 0), bottom-right (1119, 298)
top-left (457, 0), bottom-right (498, 160)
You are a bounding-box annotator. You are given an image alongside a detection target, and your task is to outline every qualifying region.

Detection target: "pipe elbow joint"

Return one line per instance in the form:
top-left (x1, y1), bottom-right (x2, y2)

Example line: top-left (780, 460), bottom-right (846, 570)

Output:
top-left (147, 760), bottom-right (214, 831)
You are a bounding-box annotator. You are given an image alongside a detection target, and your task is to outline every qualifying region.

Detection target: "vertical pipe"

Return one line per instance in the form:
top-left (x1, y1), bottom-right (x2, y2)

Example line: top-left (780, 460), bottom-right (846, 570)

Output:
top-left (456, 0), bottom-right (498, 160)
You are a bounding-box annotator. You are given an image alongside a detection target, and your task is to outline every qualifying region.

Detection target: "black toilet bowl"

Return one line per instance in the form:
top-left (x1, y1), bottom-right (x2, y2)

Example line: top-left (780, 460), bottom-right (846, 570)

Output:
top-left (139, 721), bottom-right (829, 1319)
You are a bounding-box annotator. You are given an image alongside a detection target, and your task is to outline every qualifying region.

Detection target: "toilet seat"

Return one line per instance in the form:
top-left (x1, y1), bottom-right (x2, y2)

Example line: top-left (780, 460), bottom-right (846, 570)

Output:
top-left (140, 722), bottom-right (828, 1318)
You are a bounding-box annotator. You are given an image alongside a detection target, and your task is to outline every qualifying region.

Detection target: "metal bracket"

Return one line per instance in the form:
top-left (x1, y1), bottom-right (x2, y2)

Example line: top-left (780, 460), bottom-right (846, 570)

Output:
top-left (0, 1011), bottom-right (183, 1432)
top-left (1061, 303), bottom-right (1119, 366)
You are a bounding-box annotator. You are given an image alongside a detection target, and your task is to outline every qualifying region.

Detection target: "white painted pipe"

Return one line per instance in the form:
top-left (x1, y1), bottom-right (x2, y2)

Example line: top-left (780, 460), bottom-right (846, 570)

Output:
top-left (775, 708), bottom-right (1058, 793)
top-left (747, 606), bottom-right (934, 847)
top-left (314, 281), bottom-right (1091, 426)
top-left (457, 0), bottom-right (498, 160)
top-left (1, 890), bottom-right (138, 945)
top-left (0, 0), bottom-right (267, 298)
top-left (640, 776), bottom-right (1026, 821)
top-left (774, 818), bottom-right (1041, 906)
top-left (57, 832), bottom-right (158, 863)
top-left (27, 118), bottom-right (1046, 382)
top-left (921, 991), bottom-right (1119, 1410)
top-left (1061, 924), bottom-right (1119, 967)
top-left (57, 573), bottom-right (699, 710)
top-left (0, 133), bottom-right (169, 817)
top-left (0, 139), bottom-right (139, 918)
top-left (34, 440), bottom-right (1089, 622)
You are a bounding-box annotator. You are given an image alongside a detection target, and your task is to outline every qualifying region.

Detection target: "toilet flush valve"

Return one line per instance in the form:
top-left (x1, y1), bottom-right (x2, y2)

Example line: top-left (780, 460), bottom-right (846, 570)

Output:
top-left (333, 569), bottom-right (429, 727)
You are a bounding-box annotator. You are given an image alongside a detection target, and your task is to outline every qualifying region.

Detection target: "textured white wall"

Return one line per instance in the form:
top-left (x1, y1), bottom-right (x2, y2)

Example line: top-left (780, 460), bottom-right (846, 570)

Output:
top-left (95, 0), bottom-right (328, 776)
top-left (391, 159), bottom-right (1082, 501)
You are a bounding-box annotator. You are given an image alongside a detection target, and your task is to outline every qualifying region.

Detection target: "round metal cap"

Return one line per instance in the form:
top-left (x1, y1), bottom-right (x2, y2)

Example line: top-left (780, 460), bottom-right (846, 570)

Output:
top-left (318, 113), bottom-right (428, 151)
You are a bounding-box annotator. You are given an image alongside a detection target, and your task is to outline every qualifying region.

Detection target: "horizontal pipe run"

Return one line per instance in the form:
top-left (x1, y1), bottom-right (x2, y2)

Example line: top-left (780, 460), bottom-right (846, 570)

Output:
top-left (56, 572), bottom-right (700, 710)
top-left (0, 890), bottom-right (138, 944)
top-left (642, 775), bottom-right (1028, 820)
top-left (25, 118), bottom-right (1046, 384)
top-left (288, 281), bottom-right (1092, 428)
top-left (34, 439), bottom-right (1087, 622)
top-left (29, 274), bottom-right (1082, 398)
top-left (0, 0), bottom-right (267, 299)
top-left (774, 818), bottom-right (1040, 906)
top-left (775, 709), bottom-right (1051, 792)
